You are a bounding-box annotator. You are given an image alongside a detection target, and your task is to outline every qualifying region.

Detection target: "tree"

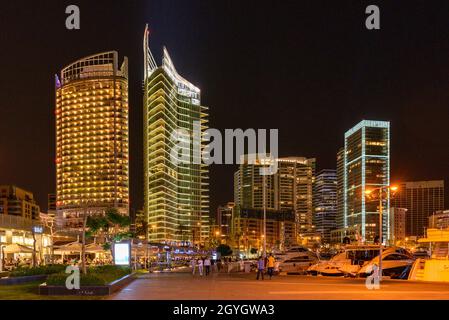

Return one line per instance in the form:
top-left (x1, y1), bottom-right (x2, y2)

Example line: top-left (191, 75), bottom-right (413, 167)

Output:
top-left (40, 213), bottom-right (56, 264)
top-left (205, 237), bottom-right (219, 250)
top-left (86, 207), bottom-right (132, 252)
top-left (216, 244), bottom-right (233, 257)
top-left (133, 210), bottom-right (148, 239)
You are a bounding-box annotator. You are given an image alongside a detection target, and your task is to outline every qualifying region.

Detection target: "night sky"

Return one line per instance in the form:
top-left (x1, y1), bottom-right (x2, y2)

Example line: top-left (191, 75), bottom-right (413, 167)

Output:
top-left (0, 0), bottom-right (448, 213)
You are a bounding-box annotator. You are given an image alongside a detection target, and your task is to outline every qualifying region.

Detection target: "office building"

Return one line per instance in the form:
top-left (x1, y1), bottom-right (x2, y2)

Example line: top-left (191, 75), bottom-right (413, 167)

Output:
top-left (234, 157), bottom-right (277, 211)
top-left (343, 120), bottom-right (390, 243)
top-left (55, 51), bottom-right (130, 229)
top-left (143, 25), bottom-right (209, 245)
top-left (429, 210), bottom-right (449, 229)
top-left (313, 169), bottom-right (337, 244)
top-left (0, 185), bottom-right (40, 220)
top-left (278, 157), bottom-right (316, 234)
top-left (47, 193), bottom-right (57, 218)
top-left (336, 147), bottom-right (344, 230)
top-left (216, 202), bottom-right (235, 243)
top-left (389, 207), bottom-right (407, 244)
top-left (392, 180), bottom-right (444, 237)
top-left (233, 208), bottom-right (296, 252)
top-left (233, 155), bottom-right (314, 243)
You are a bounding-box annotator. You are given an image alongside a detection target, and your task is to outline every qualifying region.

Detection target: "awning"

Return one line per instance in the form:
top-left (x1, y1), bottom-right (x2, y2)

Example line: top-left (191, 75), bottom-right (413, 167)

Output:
top-left (53, 241), bottom-right (82, 253)
top-left (3, 243), bottom-right (34, 254)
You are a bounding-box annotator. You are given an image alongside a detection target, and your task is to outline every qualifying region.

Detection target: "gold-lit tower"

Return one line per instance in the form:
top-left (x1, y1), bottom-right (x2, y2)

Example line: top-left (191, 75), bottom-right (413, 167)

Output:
top-left (55, 51), bottom-right (129, 229)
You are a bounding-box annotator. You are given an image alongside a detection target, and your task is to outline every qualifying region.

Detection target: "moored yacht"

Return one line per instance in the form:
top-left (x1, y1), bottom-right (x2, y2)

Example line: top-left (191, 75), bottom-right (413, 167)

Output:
top-left (408, 228), bottom-right (449, 282)
top-left (307, 245), bottom-right (380, 277)
top-left (358, 247), bottom-right (415, 278)
top-left (307, 244), bottom-right (413, 277)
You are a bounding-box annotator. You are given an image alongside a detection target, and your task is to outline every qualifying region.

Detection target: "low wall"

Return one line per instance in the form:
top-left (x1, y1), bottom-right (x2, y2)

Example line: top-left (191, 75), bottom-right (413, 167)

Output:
top-left (0, 274), bottom-right (48, 285)
top-left (39, 273), bottom-right (135, 296)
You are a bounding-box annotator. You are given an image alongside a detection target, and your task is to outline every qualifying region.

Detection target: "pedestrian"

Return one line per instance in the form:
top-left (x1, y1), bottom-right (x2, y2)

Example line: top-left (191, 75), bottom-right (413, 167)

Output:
top-left (256, 256), bottom-right (265, 280)
top-left (198, 258), bottom-right (204, 276)
top-left (191, 258), bottom-right (196, 275)
top-left (204, 256), bottom-right (211, 276)
top-left (239, 259), bottom-right (244, 272)
top-left (267, 253), bottom-right (275, 279)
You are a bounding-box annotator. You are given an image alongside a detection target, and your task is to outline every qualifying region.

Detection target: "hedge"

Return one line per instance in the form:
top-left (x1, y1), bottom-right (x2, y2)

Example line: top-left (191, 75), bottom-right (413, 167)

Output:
top-left (46, 265), bottom-right (131, 286)
top-left (9, 265), bottom-right (67, 277)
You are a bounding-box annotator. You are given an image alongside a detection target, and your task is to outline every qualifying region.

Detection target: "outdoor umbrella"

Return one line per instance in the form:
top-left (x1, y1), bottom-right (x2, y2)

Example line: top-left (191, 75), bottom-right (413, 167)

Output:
top-left (53, 241), bottom-right (82, 253)
top-left (85, 243), bottom-right (106, 253)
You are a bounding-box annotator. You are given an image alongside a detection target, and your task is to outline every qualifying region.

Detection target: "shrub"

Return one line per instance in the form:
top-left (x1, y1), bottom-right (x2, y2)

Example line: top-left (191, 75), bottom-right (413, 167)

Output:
top-left (46, 273), bottom-right (106, 286)
top-left (9, 264), bottom-right (67, 277)
top-left (45, 265), bottom-right (131, 286)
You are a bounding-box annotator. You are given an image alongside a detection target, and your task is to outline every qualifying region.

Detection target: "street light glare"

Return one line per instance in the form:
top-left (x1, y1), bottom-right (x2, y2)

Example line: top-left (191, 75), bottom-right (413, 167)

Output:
top-left (390, 185), bottom-right (399, 192)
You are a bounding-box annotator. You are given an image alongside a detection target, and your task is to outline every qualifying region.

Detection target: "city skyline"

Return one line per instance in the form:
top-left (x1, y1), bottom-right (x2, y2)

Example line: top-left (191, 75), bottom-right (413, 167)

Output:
top-left (1, 0), bottom-right (449, 305)
top-left (0, 1), bottom-right (448, 215)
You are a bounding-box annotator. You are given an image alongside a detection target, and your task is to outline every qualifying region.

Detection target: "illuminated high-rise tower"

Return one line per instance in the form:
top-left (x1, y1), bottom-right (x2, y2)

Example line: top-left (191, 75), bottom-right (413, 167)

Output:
top-left (143, 25), bottom-right (209, 245)
top-left (55, 51), bottom-right (129, 229)
top-left (343, 120), bottom-right (390, 243)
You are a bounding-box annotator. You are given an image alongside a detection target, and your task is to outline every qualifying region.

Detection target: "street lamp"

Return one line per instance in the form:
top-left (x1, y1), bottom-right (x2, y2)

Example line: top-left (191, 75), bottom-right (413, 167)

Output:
top-left (262, 174), bottom-right (267, 258)
top-left (365, 184), bottom-right (399, 280)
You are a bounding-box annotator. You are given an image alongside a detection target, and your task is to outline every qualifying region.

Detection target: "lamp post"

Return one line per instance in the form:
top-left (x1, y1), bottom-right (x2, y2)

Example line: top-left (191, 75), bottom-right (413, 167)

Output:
top-left (262, 173), bottom-right (267, 258)
top-left (365, 185), bottom-right (398, 280)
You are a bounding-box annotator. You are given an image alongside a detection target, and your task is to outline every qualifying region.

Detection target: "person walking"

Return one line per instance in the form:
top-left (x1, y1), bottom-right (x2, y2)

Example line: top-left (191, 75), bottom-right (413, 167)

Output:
top-left (256, 256), bottom-right (265, 280)
top-left (191, 258), bottom-right (196, 275)
top-left (267, 253), bottom-right (275, 279)
top-left (197, 258), bottom-right (204, 276)
top-left (204, 257), bottom-right (211, 276)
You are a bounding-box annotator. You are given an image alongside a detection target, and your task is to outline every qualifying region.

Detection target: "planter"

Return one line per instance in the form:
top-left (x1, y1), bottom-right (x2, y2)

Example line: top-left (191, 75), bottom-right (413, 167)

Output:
top-left (0, 274), bottom-right (48, 285)
top-left (38, 273), bottom-right (135, 296)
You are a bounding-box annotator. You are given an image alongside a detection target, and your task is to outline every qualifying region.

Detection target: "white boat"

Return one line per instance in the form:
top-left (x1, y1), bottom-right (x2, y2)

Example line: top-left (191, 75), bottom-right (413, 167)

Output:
top-left (279, 254), bottom-right (319, 273)
top-left (357, 248), bottom-right (415, 278)
top-left (408, 228), bottom-right (449, 282)
top-left (275, 245), bottom-right (318, 263)
top-left (285, 246), bottom-right (319, 258)
top-left (307, 251), bottom-right (347, 276)
top-left (308, 245), bottom-right (387, 277)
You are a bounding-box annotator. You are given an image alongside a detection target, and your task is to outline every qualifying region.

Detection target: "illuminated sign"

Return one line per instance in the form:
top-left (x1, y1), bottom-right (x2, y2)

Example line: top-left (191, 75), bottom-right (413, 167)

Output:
top-left (32, 226), bottom-right (43, 234)
top-left (114, 242), bottom-right (131, 266)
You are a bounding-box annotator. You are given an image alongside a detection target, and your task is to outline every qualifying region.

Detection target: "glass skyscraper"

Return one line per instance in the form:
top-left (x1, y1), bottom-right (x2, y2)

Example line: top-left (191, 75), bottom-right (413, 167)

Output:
top-left (313, 169), bottom-right (337, 244)
top-left (55, 51), bottom-right (130, 229)
top-left (343, 120), bottom-right (390, 243)
top-left (143, 25), bottom-right (209, 245)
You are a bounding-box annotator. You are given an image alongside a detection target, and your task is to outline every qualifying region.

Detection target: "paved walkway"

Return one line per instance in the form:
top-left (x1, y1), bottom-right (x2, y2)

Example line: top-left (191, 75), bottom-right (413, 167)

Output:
top-left (109, 271), bottom-right (449, 300)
